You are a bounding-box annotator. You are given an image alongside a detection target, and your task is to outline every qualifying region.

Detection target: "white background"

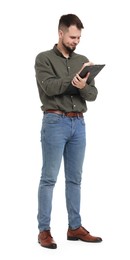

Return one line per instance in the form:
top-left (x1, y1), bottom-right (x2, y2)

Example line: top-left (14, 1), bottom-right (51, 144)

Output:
top-left (0, 0), bottom-right (130, 259)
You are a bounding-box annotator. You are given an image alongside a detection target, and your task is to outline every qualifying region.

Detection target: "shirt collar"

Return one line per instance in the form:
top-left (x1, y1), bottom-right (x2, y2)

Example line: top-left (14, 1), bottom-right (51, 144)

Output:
top-left (53, 44), bottom-right (75, 58)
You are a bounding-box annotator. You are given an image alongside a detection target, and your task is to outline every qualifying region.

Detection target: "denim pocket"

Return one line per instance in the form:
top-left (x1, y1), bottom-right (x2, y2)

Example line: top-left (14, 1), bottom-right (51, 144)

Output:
top-left (43, 113), bottom-right (61, 124)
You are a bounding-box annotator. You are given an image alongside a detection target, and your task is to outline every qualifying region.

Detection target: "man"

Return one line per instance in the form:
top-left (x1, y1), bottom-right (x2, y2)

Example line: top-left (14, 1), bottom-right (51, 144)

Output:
top-left (35, 13), bottom-right (102, 249)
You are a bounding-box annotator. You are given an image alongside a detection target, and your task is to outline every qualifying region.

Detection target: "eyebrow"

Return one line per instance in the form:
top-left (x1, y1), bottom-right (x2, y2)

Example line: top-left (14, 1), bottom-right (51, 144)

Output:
top-left (70, 36), bottom-right (81, 39)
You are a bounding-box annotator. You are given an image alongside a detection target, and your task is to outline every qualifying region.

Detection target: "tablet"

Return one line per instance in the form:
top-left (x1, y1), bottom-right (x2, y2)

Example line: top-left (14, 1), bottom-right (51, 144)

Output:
top-left (79, 64), bottom-right (105, 84)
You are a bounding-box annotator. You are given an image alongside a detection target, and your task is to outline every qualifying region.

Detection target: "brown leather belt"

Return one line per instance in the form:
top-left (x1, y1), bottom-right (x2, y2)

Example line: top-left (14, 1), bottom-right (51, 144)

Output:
top-left (45, 110), bottom-right (83, 117)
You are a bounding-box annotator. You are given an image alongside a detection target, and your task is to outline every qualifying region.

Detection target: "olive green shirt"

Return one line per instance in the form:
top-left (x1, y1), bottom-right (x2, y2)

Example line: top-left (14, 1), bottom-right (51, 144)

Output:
top-left (35, 45), bottom-right (98, 113)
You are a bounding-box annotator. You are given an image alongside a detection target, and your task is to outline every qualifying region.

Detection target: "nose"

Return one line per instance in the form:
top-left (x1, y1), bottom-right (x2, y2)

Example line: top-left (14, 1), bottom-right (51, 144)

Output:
top-left (74, 38), bottom-right (80, 45)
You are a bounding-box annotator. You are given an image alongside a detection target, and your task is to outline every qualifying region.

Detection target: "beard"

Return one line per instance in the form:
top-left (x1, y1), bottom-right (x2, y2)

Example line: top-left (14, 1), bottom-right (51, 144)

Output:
top-left (62, 41), bottom-right (76, 54)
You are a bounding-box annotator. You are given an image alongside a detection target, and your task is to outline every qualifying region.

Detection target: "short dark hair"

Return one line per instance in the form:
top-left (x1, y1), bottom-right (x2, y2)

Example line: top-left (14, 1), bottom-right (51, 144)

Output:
top-left (58, 14), bottom-right (84, 30)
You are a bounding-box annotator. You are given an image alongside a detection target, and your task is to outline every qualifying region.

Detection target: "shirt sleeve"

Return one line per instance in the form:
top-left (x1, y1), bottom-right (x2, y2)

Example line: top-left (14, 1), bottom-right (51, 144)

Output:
top-left (79, 80), bottom-right (98, 101)
top-left (35, 53), bottom-right (74, 97)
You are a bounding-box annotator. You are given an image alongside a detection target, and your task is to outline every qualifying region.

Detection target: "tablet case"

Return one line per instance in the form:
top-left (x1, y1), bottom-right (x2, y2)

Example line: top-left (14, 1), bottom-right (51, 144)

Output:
top-left (79, 64), bottom-right (105, 84)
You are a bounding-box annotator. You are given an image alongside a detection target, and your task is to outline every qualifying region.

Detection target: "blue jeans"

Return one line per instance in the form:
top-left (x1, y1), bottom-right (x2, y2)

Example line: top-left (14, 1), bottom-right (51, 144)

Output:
top-left (37, 113), bottom-right (86, 231)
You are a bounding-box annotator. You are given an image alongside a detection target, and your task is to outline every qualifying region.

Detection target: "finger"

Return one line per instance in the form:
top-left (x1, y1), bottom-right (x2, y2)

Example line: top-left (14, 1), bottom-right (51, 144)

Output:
top-left (83, 61), bottom-right (94, 67)
top-left (84, 72), bottom-right (90, 80)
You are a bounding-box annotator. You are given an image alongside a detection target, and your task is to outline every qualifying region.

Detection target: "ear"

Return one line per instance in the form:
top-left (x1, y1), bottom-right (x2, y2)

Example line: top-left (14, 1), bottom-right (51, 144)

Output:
top-left (59, 29), bottom-right (63, 39)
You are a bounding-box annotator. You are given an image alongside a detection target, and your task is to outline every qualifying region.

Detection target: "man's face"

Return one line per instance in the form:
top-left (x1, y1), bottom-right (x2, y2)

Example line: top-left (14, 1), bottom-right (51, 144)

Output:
top-left (59, 25), bottom-right (81, 53)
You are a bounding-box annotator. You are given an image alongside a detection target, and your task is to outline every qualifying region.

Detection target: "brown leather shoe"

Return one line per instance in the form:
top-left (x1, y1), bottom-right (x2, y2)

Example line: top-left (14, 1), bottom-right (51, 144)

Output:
top-left (38, 230), bottom-right (57, 249)
top-left (67, 226), bottom-right (102, 243)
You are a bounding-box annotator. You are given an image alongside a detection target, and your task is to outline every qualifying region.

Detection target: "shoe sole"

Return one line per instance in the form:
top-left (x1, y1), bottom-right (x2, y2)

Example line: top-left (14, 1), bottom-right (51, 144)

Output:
top-left (38, 240), bottom-right (57, 249)
top-left (67, 236), bottom-right (102, 243)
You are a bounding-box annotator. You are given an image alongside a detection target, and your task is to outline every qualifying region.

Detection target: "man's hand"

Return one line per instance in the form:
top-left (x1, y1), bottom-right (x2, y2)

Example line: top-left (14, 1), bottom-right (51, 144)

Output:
top-left (78, 61), bottom-right (94, 74)
top-left (71, 61), bottom-right (94, 89)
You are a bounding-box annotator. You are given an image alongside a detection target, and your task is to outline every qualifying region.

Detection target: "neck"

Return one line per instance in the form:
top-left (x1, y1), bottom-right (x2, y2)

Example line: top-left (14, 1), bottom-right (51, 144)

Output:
top-left (57, 44), bottom-right (69, 58)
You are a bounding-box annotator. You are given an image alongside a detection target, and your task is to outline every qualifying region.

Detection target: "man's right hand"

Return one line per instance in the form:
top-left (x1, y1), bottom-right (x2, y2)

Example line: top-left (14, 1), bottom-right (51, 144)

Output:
top-left (78, 61), bottom-right (94, 75)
